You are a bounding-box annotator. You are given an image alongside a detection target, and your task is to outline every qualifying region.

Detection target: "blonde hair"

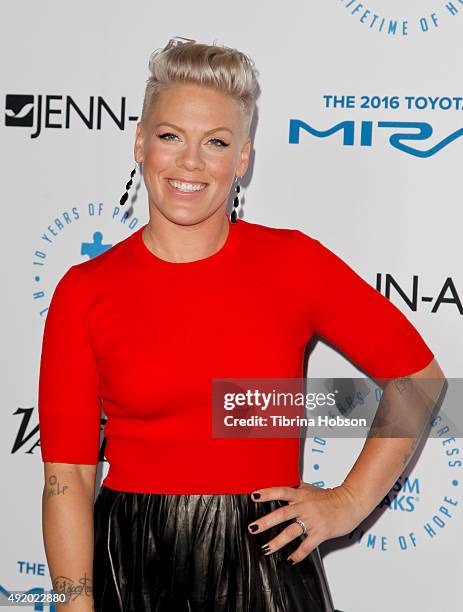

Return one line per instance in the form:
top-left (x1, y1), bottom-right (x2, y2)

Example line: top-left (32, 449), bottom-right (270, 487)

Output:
top-left (141, 37), bottom-right (260, 137)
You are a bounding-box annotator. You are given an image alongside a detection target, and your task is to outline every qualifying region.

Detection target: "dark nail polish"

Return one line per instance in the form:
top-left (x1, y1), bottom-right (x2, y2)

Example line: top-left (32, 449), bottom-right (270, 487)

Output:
top-left (252, 492), bottom-right (261, 499)
top-left (249, 524), bottom-right (258, 532)
top-left (261, 545), bottom-right (271, 553)
top-left (285, 558), bottom-right (295, 565)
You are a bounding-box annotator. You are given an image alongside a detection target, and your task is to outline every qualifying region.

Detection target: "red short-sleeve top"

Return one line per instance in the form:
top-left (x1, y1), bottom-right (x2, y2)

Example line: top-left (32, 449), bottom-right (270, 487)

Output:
top-left (38, 217), bottom-right (434, 493)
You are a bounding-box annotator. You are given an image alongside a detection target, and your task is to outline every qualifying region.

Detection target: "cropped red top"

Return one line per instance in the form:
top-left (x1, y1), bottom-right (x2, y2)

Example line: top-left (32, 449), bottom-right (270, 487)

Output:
top-left (38, 216), bottom-right (434, 493)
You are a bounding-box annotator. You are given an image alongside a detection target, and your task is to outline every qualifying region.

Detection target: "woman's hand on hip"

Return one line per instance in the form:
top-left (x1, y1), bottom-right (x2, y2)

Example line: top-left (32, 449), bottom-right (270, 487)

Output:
top-left (247, 481), bottom-right (367, 564)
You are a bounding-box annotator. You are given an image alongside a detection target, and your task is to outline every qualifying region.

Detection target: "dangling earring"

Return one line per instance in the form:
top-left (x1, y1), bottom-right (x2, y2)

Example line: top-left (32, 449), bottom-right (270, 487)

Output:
top-left (231, 176), bottom-right (241, 223)
top-left (119, 164), bottom-right (137, 206)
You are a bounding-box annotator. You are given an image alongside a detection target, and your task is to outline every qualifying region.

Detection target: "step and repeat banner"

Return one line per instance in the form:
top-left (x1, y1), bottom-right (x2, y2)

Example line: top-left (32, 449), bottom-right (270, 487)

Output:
top-left (2, 1), bottom-right (461, 610)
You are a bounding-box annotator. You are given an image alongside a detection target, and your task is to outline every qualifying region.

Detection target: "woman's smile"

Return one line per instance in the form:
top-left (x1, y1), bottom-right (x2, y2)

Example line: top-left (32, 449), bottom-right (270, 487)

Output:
top-left (165, 177), bottom-right (209, 197)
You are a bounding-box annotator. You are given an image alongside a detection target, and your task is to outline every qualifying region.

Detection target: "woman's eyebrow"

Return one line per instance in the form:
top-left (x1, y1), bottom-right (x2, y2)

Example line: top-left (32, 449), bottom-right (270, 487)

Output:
top-left (154, 122), bottom-right (233, 135)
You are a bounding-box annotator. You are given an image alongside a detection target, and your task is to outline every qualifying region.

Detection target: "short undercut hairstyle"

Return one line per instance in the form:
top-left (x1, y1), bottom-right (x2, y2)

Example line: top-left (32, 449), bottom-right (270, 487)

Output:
top-left (140, 38), bottom-right (260, 138)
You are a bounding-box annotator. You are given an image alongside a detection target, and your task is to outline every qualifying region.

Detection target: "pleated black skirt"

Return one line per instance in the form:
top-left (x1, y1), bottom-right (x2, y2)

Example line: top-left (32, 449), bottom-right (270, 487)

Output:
top-left (93, 485), bottom-right (338, 612)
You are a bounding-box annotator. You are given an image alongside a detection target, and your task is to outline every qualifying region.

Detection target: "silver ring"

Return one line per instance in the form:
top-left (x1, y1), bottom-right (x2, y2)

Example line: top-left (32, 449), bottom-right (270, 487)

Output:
top-left (294, 518), bottom-right (308, 537)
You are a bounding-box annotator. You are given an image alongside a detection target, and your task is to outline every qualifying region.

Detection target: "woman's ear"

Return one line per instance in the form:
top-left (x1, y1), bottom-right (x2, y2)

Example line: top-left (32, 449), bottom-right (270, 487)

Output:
top-left (237, 136), bottom-right (251, 177)
top-left (134, 121), bottom-right (145, 163)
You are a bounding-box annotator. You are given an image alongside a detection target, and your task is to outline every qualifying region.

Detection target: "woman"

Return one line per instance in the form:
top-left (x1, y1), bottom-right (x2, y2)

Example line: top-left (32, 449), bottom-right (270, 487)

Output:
top-left (39, 38), bottom-right (444, 611)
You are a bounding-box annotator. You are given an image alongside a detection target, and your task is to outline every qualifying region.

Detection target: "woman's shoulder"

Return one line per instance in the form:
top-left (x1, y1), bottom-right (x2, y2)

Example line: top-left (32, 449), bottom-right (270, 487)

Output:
top-left (240, 218), bottom-right (321, 254)
top-left (240, 220), bottom-right (356, 279)
top-left (241, 218), bottom-right (293, 239)
top-left (50, 228), bottom-right (140, 304)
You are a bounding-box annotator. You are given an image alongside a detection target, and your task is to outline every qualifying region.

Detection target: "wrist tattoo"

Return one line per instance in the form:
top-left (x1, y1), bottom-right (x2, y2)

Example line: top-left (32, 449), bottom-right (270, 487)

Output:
top-left (52, 573), bottom-right (93, 604)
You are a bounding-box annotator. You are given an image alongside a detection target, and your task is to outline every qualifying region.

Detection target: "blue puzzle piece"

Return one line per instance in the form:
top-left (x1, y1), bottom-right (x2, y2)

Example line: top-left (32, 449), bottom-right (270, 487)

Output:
top-left (81, 231), bottom-right (113, 260)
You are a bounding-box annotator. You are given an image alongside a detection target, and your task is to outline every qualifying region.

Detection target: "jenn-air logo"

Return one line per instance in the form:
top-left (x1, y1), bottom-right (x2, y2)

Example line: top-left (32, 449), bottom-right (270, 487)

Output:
top-left (5, 94), bottom-right (139, 138)
top-left (376, 273), bottom-right (463, 316)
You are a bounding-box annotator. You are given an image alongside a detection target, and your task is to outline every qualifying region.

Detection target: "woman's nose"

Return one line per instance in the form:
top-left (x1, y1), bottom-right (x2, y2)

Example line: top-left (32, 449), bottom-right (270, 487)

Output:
top-left (176, 144), bottom-right (205, 171)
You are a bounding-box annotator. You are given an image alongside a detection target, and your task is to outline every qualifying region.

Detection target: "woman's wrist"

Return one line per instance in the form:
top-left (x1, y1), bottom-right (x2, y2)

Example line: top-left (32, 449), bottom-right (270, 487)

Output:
top-left (334, 482), bottom-right (375, 526)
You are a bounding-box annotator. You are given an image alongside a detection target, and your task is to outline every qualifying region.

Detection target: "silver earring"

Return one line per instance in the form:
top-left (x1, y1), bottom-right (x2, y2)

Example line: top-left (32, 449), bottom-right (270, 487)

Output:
top-left (231, 176), bottom-right (241, 223)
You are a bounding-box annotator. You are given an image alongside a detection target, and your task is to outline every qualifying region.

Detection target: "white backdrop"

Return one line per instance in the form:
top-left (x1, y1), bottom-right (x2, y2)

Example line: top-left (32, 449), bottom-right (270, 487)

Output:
top-left (2, 1), bottom-right (461, 610)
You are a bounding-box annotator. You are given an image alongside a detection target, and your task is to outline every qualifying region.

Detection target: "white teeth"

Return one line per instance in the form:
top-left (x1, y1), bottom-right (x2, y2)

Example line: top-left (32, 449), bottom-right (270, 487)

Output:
top-left (168, 179), bottom-right (207, 192)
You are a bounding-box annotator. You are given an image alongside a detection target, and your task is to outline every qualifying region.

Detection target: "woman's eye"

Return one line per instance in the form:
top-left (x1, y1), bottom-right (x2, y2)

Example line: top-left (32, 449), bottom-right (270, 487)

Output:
top-left (157, 133), bottom-right (229, 147)
top-left (158, 132), bottom-right (178, 141)
top-left (208, 138), bottom-right (229, 147)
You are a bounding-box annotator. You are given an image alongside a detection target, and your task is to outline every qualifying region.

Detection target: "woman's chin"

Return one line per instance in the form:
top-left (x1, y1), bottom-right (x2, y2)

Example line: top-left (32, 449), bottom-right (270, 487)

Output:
top-left (158, 205), bottom-right (210, 226)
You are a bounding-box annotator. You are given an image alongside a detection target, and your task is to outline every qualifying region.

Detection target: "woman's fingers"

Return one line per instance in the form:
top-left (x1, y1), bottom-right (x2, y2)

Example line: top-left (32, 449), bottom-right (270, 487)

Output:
top-left (250, 485), bottom-right (300, 504)
top-left (259, 519), bottom-right (327, 564)
top-left (247, 484), bottom-right (312, 534)
top-left (285, 531), bottom-right (324, 564)
top-left (259, 519), bottom-right (308, 555)
top-left (248, 482), bottom-right (364, 563)
top-left (247, 482), bottom-right (334, 562)
top-left (247, 499), bottom-right (300, 534)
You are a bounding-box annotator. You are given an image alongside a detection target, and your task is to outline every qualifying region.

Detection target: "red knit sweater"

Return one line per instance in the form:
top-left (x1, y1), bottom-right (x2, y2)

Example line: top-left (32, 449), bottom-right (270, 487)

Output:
top-left (38, 216), bottom-right (434, 493)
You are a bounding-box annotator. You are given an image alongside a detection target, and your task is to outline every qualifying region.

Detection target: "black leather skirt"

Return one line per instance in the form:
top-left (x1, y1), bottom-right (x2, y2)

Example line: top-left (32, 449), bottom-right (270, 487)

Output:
top-left (93, 485), bottom-right (338, 612)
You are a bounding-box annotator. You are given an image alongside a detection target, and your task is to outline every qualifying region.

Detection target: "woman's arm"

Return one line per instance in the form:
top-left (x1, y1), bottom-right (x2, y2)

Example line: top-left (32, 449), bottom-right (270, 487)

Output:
top-left (42, 462), bottom-right (96, 611)
top-left (246, 233), bottom-right (445, 561)
top-left (38, 266), bottom-right (102, 607)
top-left (246, 357), bottom-right (447, 563)
top-left (339, 357), bottom-right (446, 522)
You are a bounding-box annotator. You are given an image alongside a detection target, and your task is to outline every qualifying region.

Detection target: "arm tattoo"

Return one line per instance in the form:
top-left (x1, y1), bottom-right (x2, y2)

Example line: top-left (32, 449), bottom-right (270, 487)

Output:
top-left (402, 436), bottom-right (419, 468)
top-left (46, 474), bottom-right (69, 497)
top-left (52, 573), bottom-right (93, 604)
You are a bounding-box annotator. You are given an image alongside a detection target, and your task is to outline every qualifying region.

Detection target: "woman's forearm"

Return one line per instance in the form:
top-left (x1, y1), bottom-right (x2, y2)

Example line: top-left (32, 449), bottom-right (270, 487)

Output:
top-left (340, 435), bottom-right (426, 522)
top-left (339, 358), bottom-right (446, 521)
top-left (42, 463), bottom-right (96, 611)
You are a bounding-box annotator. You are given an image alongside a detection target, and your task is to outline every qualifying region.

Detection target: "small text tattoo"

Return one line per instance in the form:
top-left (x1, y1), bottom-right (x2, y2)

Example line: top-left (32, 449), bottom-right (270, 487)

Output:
top-left (47, 474), bottom-right (69, 497)
top-left (52, 573), bottom-right (93, 604)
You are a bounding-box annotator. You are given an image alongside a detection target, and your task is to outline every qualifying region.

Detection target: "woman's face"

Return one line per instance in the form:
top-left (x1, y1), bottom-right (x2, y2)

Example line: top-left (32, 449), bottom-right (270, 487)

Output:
top-left (134, 82), bottom-right (251, 225)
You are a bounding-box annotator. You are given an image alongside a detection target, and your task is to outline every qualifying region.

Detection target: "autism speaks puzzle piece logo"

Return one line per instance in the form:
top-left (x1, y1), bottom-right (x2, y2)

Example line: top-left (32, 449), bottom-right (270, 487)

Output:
top-left (81, 232), bottom-right (113, 260)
